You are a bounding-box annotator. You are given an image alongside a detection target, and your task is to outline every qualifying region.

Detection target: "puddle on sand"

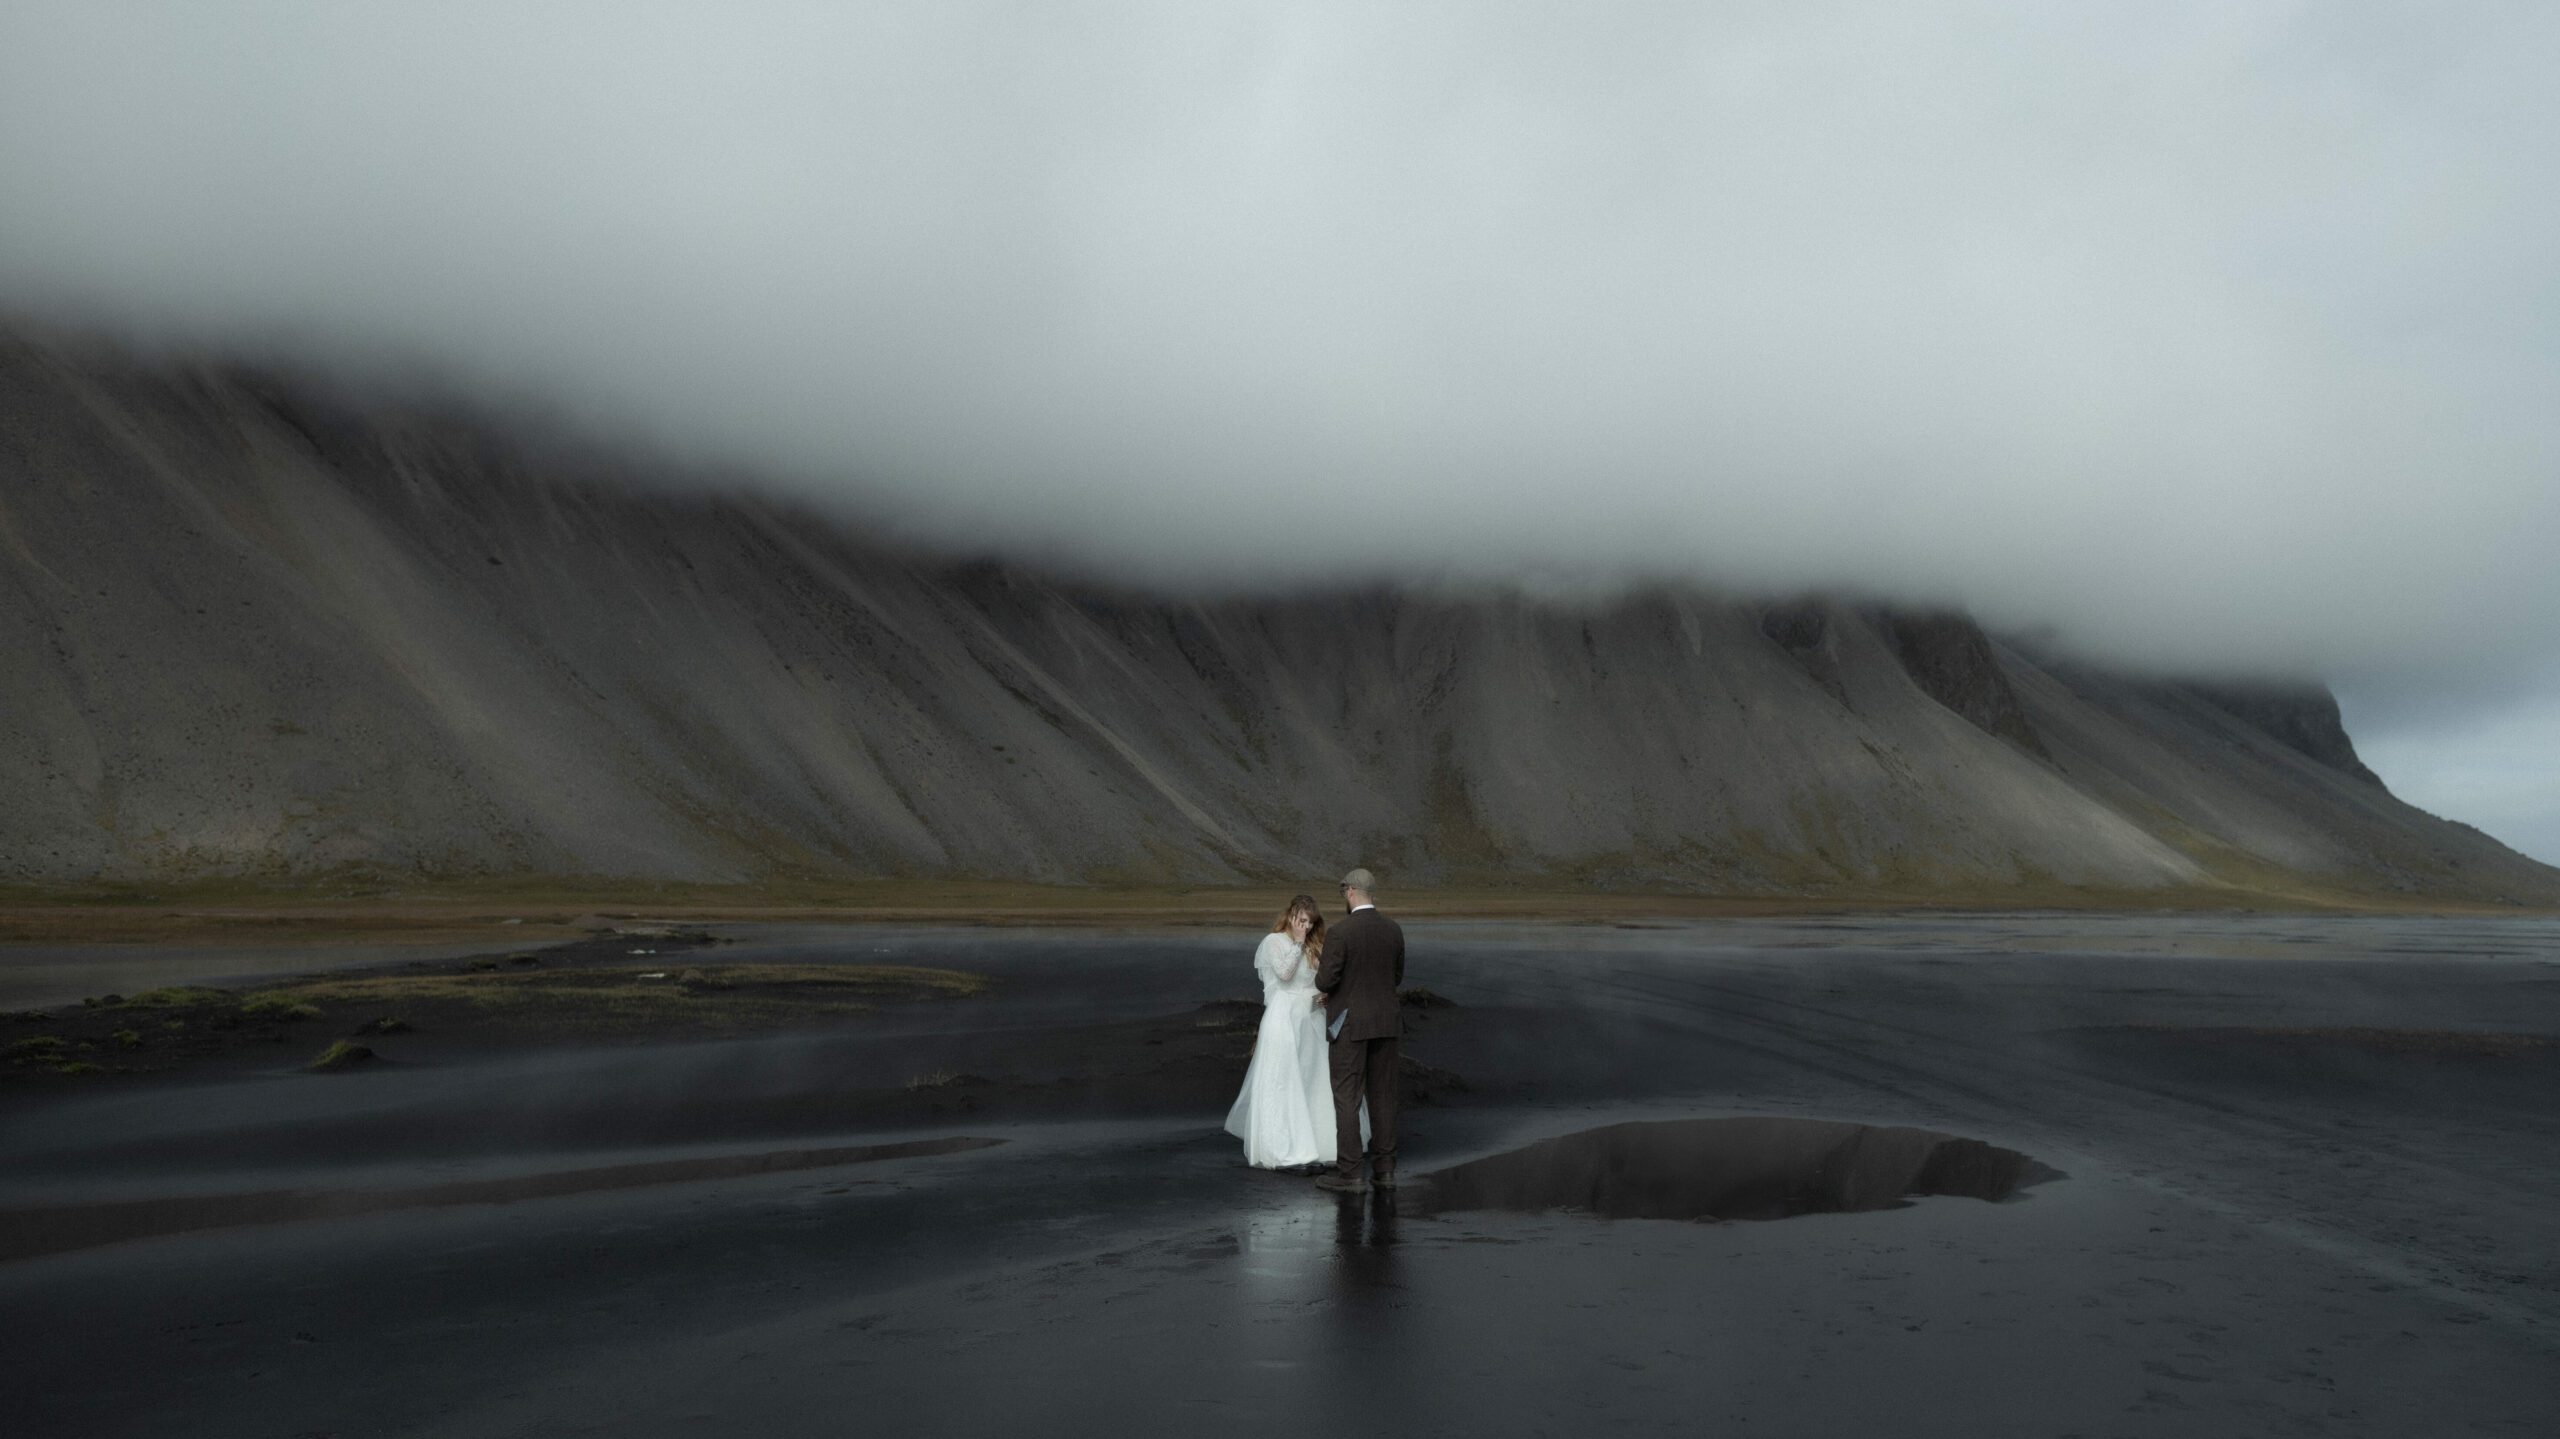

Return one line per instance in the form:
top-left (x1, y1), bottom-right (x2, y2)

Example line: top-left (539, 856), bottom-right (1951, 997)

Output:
top-left (1412, 1117), bottom-right (2061, 1223)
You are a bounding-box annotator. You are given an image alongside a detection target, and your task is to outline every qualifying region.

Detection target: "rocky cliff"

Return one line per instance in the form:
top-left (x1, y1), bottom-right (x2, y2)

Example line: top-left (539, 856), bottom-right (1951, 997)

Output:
top-left (4, 331), bottom-right (2553, 904)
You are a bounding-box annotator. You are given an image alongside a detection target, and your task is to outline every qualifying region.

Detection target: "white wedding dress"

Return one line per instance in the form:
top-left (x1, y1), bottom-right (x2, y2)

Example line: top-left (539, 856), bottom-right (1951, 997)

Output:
top-left (1225, 932), bottom-right (1367, 1168)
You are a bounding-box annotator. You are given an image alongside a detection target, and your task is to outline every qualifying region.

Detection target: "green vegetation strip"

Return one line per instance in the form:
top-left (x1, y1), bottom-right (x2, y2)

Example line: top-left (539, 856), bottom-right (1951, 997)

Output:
top-left (272, 963), bottom-right (981, 1006)
top-left (11, 964), bottom-right (991, 1080)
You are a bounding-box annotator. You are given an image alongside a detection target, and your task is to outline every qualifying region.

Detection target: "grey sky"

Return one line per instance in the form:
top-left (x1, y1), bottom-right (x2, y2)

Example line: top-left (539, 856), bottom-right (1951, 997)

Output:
top-left (2347, 678), bottom-right (2560, 866)
top-left (2, 3), bottom-right (2554, 860)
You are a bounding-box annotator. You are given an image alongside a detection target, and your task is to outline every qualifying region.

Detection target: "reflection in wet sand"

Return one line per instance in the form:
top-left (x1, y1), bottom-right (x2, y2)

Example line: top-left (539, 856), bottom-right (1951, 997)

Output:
top-left (1332, 1189), bottom-right (1400, 1297)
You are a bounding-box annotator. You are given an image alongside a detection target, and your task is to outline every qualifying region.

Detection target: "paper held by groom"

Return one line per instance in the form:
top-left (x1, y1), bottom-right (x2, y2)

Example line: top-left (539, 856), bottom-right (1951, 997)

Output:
top-left (1314, 866), bottom-right (1404, 1194)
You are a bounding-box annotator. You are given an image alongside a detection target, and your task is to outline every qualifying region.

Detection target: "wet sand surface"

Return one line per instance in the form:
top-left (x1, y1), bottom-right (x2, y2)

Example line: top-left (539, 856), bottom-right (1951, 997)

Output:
top-left (4, 915), bottom-right (2559, 1436)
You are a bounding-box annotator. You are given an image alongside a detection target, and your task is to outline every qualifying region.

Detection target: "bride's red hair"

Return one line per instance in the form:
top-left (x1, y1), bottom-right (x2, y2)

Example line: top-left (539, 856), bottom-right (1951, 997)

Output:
top-left (1272, 893), bottom-right (1325, 960)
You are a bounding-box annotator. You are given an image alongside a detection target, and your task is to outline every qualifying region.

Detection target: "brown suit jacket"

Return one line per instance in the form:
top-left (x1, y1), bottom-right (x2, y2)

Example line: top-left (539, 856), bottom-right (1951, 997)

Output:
top-left (1315, 906), bottom-right (1404, 1043)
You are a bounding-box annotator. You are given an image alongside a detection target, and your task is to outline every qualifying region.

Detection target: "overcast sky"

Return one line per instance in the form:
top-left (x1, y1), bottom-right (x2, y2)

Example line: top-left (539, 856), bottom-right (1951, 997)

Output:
top-left (2, 3), bottom-right (2554, 860)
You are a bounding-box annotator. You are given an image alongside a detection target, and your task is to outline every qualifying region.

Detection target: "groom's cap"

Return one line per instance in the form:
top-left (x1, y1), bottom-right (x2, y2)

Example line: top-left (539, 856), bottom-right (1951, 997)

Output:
top-left (1339, 867), bottom-right (1378, 893)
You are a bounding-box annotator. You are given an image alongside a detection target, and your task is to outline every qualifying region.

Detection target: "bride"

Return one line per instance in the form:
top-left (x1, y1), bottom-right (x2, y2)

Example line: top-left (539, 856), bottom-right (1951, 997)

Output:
top-left (1225, 893), bottom-right (1367, 1169)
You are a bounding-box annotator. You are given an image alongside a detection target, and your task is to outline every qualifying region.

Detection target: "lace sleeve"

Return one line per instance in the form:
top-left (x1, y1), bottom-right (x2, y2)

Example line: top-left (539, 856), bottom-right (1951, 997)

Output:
top-left (1267, 934), bottom-right (1303, 984)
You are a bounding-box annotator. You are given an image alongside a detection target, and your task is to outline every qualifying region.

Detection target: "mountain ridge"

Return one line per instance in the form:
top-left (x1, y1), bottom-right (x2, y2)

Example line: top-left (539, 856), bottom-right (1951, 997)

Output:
top-left (5, 330), bottom-right (2554, 905)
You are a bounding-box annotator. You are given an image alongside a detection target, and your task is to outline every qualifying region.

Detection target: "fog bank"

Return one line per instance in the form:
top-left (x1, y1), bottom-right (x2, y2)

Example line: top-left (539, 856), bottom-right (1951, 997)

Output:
top-left (5, 3), bottom-right (2556, 677)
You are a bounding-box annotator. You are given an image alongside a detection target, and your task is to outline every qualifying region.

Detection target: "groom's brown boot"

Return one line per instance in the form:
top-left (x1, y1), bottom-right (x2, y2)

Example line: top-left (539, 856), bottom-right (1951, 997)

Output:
top-left (1314, 1165), bottom-right (1368, 1194)
top-left (1371, 1161), bottom-right (1396, 1190)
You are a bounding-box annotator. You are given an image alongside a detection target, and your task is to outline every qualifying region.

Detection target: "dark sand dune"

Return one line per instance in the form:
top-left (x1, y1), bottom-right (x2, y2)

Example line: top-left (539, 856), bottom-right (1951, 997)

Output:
top-left (4, 330), bottom-right (2554, 904)
top-left (0, 1135), bottom-right (1006, 1263)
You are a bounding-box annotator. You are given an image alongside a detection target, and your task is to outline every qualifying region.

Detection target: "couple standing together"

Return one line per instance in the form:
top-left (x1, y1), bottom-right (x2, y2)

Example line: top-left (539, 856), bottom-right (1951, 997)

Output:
top-left (1223, 867), bottom-right (1405, 1193)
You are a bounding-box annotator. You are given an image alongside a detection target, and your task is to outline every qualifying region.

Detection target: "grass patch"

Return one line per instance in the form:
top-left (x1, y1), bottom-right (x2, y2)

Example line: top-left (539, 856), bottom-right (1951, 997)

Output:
top-left (120, 987), bottom-right (234, 1008)
top-left (7, 1036), bottom-right (67, 1059)
top-left (240, 995), bottom-right (325, 1022)
top-left (307, 1040), bottom-right (375, 1072)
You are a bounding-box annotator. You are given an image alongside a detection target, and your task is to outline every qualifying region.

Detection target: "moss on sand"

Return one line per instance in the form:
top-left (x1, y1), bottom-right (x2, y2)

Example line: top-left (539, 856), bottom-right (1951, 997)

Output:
top-left (251, 963), bottom-right (986, 1042)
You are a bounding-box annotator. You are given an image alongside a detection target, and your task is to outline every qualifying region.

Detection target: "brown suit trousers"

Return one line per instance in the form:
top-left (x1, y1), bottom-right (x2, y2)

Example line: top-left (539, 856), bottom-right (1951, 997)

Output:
top-left (1329, 1031), bottom-right (1398, 1177)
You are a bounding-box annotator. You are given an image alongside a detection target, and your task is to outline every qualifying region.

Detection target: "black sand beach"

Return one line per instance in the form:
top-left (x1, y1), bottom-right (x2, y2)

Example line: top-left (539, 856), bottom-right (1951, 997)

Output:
top-left (4, 914), bottom-right (2558, 1436)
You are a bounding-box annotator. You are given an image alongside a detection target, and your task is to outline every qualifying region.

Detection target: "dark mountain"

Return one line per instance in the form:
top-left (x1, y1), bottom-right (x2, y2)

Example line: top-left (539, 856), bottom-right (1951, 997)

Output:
top-left (4, 330), bottom-right (2552, 904)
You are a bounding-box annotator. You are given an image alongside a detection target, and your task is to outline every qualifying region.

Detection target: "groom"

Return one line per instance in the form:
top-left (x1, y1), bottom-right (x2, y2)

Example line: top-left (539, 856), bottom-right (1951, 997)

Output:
top-left (1313, 867), bottom-right (1404, 1193)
